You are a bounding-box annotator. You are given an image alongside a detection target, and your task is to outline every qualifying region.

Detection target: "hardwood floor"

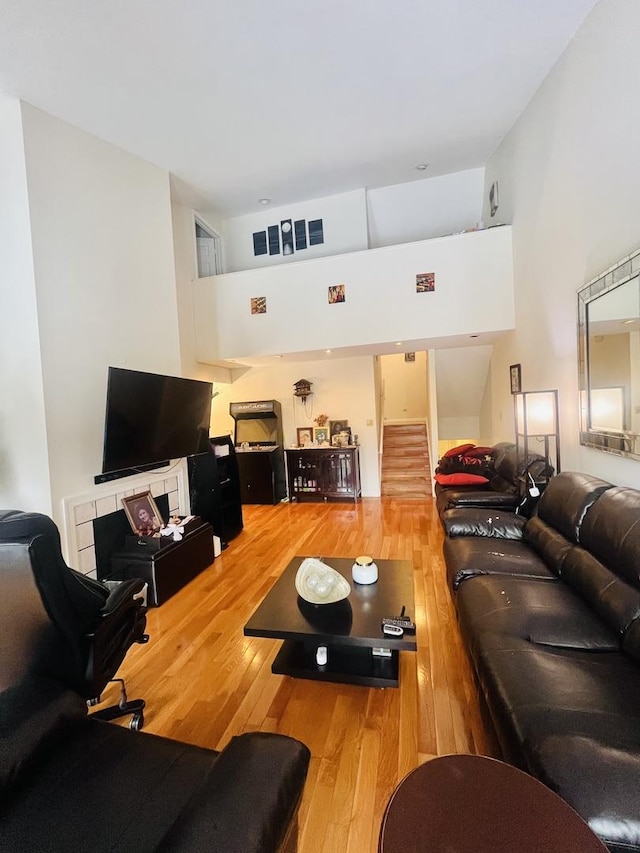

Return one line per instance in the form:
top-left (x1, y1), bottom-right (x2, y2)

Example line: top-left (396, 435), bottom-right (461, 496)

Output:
top-left (110, 497), bottom-right (498, 853)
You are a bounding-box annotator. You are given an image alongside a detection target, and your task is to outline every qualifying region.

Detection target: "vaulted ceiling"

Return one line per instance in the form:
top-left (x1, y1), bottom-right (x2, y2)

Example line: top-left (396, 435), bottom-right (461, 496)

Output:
top-left (0, 0), bottom-right (597, 218)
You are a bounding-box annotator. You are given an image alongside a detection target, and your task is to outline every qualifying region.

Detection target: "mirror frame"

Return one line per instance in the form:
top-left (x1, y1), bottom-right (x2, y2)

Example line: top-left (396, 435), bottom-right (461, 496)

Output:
top-left (577, 245), bottom-right (640, 459)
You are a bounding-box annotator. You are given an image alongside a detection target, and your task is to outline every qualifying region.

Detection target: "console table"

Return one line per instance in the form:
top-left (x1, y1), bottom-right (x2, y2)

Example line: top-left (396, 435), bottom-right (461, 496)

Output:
top-left (285, 447), bottom-right (361, 502)
top-left (110, 517), bottom-right (214, 606)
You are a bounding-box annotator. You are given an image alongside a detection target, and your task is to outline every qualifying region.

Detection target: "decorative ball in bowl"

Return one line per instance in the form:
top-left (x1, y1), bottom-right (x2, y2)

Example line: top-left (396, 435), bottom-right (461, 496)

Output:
top-left (295, 558), bottom-right (351, 604)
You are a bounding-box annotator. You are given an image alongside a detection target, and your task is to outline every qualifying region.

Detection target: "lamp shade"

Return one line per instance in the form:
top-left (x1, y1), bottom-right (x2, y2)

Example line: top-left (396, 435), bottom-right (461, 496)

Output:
top-left (516, 391), bottom-right (556, 436)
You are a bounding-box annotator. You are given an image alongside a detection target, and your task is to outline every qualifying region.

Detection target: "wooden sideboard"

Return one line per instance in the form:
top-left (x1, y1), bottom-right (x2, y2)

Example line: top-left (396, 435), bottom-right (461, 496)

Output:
top-left (285, 447), bottom-right (361, 503)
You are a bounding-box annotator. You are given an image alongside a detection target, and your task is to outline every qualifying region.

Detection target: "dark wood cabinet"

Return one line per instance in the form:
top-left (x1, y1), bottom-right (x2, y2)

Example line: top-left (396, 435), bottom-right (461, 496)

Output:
top-left (236, 447), bottom-right (286, 504)
top-left (285, 447), bottom-right (361, 502)
top-left (188, 436), bottom-right (243, 547)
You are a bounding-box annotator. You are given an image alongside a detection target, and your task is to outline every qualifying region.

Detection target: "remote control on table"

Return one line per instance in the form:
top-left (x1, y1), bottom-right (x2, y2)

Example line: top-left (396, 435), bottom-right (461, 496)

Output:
top-left (382, 623), bottom-right (404, 637)
top-left (381, 617), bottom-right (416, 634)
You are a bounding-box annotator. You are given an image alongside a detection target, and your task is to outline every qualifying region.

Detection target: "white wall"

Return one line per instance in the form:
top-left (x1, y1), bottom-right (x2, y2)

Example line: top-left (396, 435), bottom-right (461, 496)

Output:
top-left (20, 103), bottom-right (183, 518)
top-left (209, 356), bottom-right (381, 496)
top-left (224, 189), bottom-right (368, 272)
top-left (380, 352), bottom-right (428, 421)
top-left (484, 0), bottom-right (640, 487)
top-left (0, 99), bottom-right (51, 512)
top-left (195, 226), bottom-right (514, 362)
top-left (367, 169), bottom-right (485, 248)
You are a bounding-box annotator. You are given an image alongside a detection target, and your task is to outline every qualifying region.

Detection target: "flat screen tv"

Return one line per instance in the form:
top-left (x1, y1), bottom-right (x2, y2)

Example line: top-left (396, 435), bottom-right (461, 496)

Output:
top-left (99, 367), bottom-right (213, 480)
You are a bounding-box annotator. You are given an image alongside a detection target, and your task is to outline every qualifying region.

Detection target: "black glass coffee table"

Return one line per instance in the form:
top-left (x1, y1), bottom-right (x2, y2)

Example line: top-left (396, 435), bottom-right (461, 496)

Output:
top-left (244, 556), bottom-right (416, 687)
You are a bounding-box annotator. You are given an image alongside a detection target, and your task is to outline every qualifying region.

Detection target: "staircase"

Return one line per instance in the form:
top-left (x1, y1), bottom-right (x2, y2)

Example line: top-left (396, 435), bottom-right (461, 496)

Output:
top-left (381, 423), bottom-right (432, 498)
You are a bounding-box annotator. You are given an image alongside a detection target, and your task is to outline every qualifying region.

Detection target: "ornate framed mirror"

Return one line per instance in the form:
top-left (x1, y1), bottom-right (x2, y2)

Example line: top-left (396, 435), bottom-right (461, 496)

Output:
top-left (578, 246), bottom-right (640, 458)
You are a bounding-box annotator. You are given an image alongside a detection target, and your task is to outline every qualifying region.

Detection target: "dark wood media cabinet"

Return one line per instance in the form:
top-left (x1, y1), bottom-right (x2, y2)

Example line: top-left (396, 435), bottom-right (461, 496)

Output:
top-left (285, 447), bottom-right (361, 503)
top-left (110, 517), bottom-right (214, 606)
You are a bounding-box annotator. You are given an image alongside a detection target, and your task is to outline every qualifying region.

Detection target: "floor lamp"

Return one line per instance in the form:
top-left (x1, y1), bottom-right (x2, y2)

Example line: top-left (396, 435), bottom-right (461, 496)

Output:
top-left (515, 390), bottom-right (561, 478)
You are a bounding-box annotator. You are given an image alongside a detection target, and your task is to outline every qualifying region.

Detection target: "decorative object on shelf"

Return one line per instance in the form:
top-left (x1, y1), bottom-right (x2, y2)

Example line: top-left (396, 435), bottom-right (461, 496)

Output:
top-left (514, 389), bottom-right (561, 476)
top-left (293, 379), bottom-right (313, 401)
top-left (510, 363), bottom-right (522, 395)
top-left (329, 419), bottom-right (349, 438)
top-left (328, 284), bottom-right (346, 303)
top-left (122, 491), bottom-right (164, 536)
top-left (352, 555), bottom-right (378, 585)
top-left (314, 427), bottom-right (329, 446)
top-left (314, 413), bottom-right (329, 427)
top-left (416, 272), bottom-right (435, 292)
top-left (250, 296), bottom-right (267, 314)
top-left (489, 180), bottom-right (499, 217)
top-left (295, 557), bottom-right (351, 604)
top-left (297, 427), bottom-right (313, 447)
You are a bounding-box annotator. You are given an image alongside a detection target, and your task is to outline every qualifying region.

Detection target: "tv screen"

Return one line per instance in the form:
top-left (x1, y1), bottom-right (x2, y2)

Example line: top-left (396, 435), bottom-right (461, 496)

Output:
top-left (101, 367), bottom-right (213, 475)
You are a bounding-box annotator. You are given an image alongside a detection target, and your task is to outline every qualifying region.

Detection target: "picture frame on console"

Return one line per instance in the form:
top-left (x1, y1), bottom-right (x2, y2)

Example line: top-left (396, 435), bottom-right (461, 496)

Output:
top-left (122, 491), bottom-right (164, 536)
top-left (297, 427), bottom-right (313, 447)
top-left (314, 427), bottom-right (329, 446)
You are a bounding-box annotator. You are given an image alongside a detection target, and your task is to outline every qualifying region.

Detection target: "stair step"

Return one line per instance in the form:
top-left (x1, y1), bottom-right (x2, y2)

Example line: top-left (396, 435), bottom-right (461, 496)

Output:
top-left (382, 457), bottom-right (429, 470)
top-left (381, 483), bottom-right (432, 497)
top-left (382, 468), bottom-right (431, 482)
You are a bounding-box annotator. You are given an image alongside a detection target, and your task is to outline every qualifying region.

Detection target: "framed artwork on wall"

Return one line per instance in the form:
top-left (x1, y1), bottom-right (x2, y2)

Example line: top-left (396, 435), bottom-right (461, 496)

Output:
top-left (510, 363), bottom-right (522, 395)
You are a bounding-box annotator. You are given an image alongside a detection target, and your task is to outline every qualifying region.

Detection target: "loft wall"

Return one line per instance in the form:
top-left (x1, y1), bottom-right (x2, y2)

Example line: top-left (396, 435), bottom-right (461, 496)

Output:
top-left (484, 0), bottom-right (640, 488)
top-left (194, 227), bottom-right (514, 363)
top-left (0, 98), bottom-right (50, 513)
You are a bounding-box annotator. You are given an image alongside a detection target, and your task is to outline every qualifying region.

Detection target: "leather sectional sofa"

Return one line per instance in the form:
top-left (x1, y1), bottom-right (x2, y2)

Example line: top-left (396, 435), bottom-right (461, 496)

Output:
top-left (435, 441), bottom-right (551, 521)
top-left (442, 471), bottom-right (640, 853)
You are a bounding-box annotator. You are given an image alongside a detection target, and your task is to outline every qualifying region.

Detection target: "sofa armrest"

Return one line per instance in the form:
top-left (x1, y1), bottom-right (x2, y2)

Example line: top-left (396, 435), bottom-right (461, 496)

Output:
top-left (443, 508), bottom-right (527, 539)
top-left (156, 732), bottom-right (311, 853)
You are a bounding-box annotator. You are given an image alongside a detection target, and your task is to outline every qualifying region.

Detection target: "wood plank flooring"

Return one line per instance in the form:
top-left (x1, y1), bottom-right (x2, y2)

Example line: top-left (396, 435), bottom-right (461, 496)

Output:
top-left (109, 497), bottom-right (498, 853)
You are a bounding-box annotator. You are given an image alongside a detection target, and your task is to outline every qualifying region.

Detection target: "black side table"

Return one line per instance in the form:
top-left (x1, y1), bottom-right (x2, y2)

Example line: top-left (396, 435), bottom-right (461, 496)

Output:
top-left (110, 517), bottom-right (214, 606)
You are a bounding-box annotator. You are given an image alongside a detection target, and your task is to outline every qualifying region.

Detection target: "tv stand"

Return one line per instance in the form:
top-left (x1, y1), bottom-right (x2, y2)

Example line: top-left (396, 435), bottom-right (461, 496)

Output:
top-left (109, 517), bottom-right (213, 606)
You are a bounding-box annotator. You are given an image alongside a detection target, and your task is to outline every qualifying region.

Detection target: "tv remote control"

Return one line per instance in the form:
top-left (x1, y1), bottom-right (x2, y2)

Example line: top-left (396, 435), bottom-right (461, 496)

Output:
top-left (382, 617), bottom-right (416, 634)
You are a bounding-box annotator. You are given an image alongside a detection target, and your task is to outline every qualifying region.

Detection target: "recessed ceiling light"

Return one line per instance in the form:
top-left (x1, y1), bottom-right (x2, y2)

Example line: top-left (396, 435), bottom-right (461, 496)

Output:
top-left (623, 319), bottom-right (636, 324)
top-left (395, 342), bottom-right (403, 346)
top-left (275, 354), bottom-right (284, 359)
top-left (258, 198), bottom-right (271, 205)
top-left (325, 349), bottom-right (332, 354)
top-left (415, 164), bottom-right (429, 171)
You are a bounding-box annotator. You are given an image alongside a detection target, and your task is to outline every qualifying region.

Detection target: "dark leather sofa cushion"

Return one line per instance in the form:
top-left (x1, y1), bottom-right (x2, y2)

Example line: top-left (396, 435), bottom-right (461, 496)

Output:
top-left (470, 632), bottom-right (640, 769)
top-left (455, 575), bottom-right (618, 663)
top-left (443, 508), bottom-right (526, 539)
top-left (562, 547), bottom-right (640, 643)
top-left (528, 735), bottom-right (640, 853)
top-left (0, 676), bottom-right (87, 793)
top-left (579, 486), bottom-right (640, 586)
top-left (534, 472), bottom-right (613, 545)
top-left (444, 537), bottom-right (554, 591)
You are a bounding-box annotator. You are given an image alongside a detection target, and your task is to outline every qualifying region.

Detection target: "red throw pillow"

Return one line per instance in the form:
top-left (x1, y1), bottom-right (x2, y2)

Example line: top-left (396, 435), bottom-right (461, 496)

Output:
top-left (463, 446), bottom-right (494, 457)
top-left (443, 443), bottom-right (475, 458)
top-left (435, 473), bottom-right (490, 486)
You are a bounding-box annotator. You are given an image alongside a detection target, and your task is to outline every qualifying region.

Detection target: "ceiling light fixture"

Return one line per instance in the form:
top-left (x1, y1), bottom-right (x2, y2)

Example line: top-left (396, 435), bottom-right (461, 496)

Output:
top-left (258, 198), bottom-right (271, 205)
top-left (325, 349), bottom-right (332, 354)
top-left (395, 342), bottom-right (403, 347)
top-left (415, 164), bottom-right (429, 171)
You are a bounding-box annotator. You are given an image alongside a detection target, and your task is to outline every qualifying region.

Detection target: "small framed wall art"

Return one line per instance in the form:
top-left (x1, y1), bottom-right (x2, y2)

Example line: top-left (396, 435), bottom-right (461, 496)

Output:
top-left (250, 296), bottom-right (267, 314)
top-left (510, 363), bottom-right (522, 395)
top-left (416, 272), bottom-right (435, 293)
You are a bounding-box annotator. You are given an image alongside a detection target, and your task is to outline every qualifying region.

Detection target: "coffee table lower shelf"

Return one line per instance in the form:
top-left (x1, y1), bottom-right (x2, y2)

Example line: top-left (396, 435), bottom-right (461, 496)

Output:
top-left (272, 640), bottom-right (400, 688)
